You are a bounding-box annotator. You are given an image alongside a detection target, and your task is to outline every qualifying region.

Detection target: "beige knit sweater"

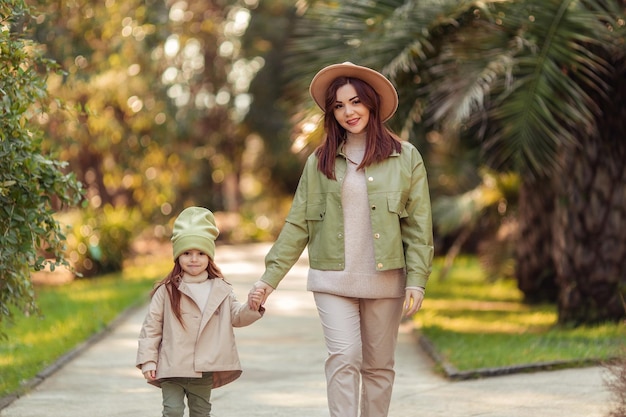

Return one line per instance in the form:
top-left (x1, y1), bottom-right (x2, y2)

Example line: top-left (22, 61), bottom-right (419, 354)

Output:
top-left (307, 134), bottom-right (405, 299)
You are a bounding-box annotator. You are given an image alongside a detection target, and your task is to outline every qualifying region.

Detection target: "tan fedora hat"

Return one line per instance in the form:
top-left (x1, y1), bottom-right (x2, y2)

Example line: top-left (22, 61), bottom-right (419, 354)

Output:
top-left (309, 62), bottom-right (398, 122)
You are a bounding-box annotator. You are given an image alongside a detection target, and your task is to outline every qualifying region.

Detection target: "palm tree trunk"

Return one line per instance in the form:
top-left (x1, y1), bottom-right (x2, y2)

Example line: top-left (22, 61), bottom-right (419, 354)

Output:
top-left (515, 178), bottom-right (558, 303)
top-left (554, 60), bottom-right (626, 325)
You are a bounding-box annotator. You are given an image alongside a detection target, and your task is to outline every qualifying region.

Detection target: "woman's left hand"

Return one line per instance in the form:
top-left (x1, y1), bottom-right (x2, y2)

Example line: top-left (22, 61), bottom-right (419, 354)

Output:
top-left (403, 288), bottom-right (425, 317)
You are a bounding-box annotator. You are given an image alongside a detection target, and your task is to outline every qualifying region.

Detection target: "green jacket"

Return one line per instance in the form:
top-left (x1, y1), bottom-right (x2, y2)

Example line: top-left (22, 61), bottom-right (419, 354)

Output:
top-left (261, 140), bottom-right (434, 289)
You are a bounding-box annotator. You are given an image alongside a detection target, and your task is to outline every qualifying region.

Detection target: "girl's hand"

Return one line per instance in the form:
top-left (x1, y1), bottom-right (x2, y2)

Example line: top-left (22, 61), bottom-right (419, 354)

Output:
top-left (249, 281), bottom-right (274, 308)
top-left (143, 370), bottom-right (156, 381)
top-left (247, 288), bottom-right (265, 311)
top-left (404, 288), bottom-right (425, 317)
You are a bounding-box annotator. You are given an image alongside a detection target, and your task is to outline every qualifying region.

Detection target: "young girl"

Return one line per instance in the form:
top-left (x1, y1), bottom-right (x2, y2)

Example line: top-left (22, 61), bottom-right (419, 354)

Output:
top-left (137, 206), bottom-right (264, 417)
top-left (251, 62), bottom-right (434, 417)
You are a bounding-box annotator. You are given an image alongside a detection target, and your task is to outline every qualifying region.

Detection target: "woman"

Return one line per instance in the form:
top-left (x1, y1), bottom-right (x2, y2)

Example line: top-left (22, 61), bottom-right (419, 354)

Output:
top-left (251, 62), bottom-right (434, 417)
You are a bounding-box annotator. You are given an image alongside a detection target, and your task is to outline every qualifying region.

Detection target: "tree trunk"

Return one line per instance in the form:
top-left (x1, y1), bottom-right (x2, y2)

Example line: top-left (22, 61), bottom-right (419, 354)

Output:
top-left (515, 178), bottom-right (559, 303)
top-left (554, 60), bottom-right (626, 325)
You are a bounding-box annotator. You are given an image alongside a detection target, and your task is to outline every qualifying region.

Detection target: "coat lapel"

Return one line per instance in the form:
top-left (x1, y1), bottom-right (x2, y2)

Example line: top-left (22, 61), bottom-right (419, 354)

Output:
top-left (199, 279), bottom-right (230, 331)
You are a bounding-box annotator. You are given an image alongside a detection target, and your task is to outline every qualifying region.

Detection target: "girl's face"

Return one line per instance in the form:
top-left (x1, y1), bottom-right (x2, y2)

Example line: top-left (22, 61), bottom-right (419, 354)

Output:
top-left (178, 249), bottom-right (209, 276)
top-left (333, 83), bottom-right (370, 135)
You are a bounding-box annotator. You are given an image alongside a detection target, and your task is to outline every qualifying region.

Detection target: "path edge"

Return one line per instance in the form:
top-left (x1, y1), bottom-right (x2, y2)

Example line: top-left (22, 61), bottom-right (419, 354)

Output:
top-left (0, 302), bottom-right (146, 411)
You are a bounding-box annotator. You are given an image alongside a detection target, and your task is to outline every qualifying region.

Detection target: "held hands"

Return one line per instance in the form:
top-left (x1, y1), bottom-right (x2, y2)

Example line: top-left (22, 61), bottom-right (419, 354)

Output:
top-left (248, 280), bottom-right (274, 309)
top-left (403, 288), bottom-right (425, 317)
top-left (143, 370), bottom-right (156, 382)
top-left (247, 287), bottom-right (266, 311)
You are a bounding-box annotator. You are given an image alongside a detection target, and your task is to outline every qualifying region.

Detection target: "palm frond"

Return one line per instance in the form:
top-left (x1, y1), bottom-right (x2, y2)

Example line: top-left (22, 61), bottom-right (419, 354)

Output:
top-left (480, 0), bottom-right (618, 176)
top-left (425, 20), bottom-right (515, 128)
top-left (423, 0), bottom-right (622, 177)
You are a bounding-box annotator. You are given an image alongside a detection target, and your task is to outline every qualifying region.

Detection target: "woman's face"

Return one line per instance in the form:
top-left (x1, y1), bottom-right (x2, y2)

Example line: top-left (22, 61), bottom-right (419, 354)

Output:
top-left (332, 83), bottom-right (370, 135)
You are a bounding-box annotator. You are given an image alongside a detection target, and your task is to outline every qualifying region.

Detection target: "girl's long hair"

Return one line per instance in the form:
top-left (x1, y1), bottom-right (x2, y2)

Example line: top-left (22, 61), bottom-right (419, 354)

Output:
top-left (150, 256), bottom-right (224, 327)
top-left (315, 76), bottom-right (402, 179)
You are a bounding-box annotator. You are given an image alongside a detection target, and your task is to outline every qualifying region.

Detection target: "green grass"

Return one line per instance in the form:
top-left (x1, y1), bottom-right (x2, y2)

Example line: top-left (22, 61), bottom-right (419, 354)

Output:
top-left (415, 256), bottom-right (626, 373)
top-left (0, 259), bottom-right (170, 398)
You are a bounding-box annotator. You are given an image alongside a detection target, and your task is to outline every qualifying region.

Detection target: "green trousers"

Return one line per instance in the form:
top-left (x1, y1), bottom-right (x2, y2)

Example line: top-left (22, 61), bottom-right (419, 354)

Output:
top-left (160, 372), bottom-right (213, 417)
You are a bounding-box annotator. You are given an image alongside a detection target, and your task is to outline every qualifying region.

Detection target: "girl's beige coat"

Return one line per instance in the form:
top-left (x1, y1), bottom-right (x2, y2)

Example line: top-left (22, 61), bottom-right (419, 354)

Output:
top-left (136, 278), bottom-right (263, 389)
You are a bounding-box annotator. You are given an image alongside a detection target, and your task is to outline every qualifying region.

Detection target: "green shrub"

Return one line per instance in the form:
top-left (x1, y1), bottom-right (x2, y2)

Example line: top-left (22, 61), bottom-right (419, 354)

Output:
top-left (59, 206), bottom-right (143, 277)
top-left (0, 1), bottom-right (83, 330)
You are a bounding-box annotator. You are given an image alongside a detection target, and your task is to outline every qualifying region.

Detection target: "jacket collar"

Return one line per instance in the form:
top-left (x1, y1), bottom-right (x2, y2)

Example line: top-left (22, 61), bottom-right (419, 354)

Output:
top-left (336, 142), bottom-right (401, 159)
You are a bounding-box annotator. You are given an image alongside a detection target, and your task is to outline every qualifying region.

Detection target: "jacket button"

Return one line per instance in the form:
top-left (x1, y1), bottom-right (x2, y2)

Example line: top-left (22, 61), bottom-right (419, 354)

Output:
top-left (374, 233), bottom-right (380, 239)
top-left (338, 233), bottom-right (343, 239)
top-left (371, 205), bottom-right (376, 210)
top-left (368, 176), bottom-right (374, 182)
top-left (377, 262), bottom-right (383, 269)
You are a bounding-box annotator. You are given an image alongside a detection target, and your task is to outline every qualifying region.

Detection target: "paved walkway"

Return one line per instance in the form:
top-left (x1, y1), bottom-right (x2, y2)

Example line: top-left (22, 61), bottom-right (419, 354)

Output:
top-left (0, 243), bottom-right (615, 417)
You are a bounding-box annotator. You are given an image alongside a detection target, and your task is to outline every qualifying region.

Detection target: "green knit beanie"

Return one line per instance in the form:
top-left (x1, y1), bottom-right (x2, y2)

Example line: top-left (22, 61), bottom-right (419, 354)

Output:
top-left (171, 207), bottom-right (219, 260)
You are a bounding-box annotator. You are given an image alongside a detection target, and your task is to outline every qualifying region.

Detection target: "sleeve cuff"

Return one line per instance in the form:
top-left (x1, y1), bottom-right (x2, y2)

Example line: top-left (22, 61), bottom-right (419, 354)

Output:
top-left (141, 362), bottom-right (157, 373)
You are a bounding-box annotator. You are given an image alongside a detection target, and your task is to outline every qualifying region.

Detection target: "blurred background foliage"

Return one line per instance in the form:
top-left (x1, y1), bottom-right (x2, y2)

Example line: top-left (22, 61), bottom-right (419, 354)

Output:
top-left (25, 0), bottom-right (299, 277)
top-left (2, 0), bottom-right (625, 326)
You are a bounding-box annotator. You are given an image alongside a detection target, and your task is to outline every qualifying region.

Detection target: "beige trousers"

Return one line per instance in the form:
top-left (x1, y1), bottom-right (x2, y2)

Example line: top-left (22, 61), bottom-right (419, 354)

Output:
top-left (313, 292), bottom-right (404, 417)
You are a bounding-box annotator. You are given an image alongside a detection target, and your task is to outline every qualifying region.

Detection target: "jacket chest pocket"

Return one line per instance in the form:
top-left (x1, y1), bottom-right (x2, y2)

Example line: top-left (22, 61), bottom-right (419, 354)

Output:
top-left (305, 199), bottom-right (326, 221)
top-left (387, 193), bottom-right (409, 218)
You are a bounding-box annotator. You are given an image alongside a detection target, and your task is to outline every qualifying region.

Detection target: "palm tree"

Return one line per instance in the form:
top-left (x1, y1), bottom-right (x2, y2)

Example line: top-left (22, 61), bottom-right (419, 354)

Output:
top-left (281, 0), bottom-right (626, 324)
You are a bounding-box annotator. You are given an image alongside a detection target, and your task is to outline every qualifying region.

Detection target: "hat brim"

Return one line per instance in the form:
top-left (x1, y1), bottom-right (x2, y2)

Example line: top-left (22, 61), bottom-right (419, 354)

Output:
top-left (309, 62), bottom-right (398, 122)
